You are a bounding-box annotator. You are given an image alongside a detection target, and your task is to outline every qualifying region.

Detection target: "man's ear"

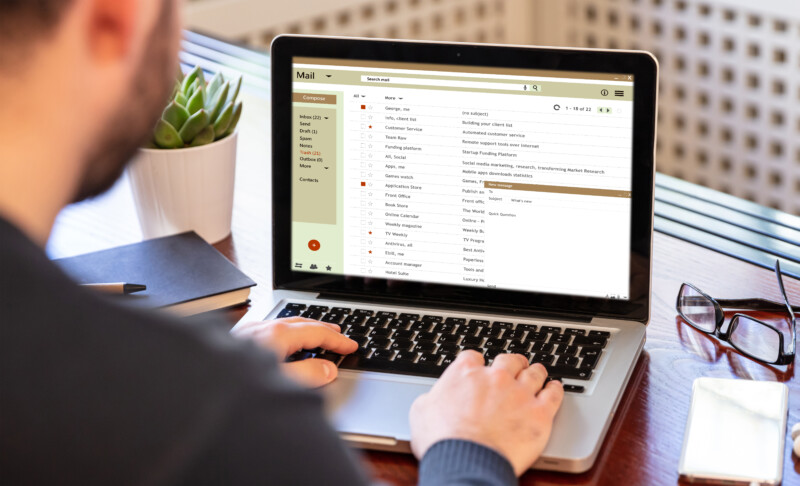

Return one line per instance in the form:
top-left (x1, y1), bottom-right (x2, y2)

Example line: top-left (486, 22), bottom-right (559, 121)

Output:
top-left (86, 0), bottom-right (137, 62)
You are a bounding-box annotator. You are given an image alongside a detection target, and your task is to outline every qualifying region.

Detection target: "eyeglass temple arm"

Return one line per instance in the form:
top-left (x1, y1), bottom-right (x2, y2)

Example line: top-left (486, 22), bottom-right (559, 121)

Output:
top-left (714, 298), bottom-right (800, 312)
top-left (773, 261), bottom-right (796, 355)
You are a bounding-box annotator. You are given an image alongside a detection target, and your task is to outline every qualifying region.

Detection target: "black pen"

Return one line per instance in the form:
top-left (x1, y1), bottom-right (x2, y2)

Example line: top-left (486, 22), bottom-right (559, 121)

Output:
top-left (81, 282), bottom-right (147, 294)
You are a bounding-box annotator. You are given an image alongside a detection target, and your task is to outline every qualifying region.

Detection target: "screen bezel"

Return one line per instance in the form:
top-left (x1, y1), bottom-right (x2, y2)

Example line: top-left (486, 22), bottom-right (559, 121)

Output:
top-left (271, 35), bottom-right (657, 324)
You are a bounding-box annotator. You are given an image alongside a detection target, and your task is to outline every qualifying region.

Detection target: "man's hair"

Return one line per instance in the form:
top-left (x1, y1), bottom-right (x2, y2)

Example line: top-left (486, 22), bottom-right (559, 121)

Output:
top-left (0, 0), bottom-right (76, 67)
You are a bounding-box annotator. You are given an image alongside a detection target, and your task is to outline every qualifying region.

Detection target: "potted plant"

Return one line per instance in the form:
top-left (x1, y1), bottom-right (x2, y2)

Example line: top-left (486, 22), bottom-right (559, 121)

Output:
top-left (127, 66), bottom-right (243, 244)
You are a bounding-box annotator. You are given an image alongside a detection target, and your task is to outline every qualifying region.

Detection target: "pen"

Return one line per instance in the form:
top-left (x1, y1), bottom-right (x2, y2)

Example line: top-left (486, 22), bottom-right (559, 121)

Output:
top-left (81, 283), bottom-right (147, 294)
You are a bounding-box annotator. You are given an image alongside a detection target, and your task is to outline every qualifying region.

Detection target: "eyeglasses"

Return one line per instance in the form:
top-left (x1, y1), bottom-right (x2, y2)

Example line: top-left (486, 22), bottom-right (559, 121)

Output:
top-left (676, 261), bottom-right (798, 366)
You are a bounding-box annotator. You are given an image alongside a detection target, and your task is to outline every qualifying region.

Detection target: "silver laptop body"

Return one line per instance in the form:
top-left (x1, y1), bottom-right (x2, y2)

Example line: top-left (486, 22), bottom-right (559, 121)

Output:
top-left (251, 35), bottom-right (659, 473)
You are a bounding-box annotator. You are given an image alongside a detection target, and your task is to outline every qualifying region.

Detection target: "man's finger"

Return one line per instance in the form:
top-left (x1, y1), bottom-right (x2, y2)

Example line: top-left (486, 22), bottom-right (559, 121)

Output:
top-left (282, 358), bottom-right (338, 388)
top-left (536, 379), bottom-right (565, 417)
top-left (490, 353), bottom-right (529, 378)
top-left (444, 350), bottom-right (484, 375)
top-left (519, 362), bottom-right (548, 391)
top-left (272, 323), bottom-right (359, 356)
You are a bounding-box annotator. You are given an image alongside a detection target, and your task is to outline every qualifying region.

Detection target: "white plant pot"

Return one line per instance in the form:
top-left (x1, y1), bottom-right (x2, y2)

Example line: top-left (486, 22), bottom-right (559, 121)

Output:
top-left (127, 131), bottom-right (237, 244)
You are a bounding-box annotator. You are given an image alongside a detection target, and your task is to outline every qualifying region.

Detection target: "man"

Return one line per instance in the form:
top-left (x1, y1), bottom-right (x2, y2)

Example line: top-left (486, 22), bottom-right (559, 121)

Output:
top-left (0, 1), bottom-right (563, 484)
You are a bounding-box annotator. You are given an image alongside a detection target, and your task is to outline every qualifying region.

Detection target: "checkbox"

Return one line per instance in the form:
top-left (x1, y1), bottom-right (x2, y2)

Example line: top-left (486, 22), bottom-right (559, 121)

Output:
top-left (360, 162), bottom-right (366, 167)
top-left (361, 124), bottom-right (366, 129)
top-left (361, 239), bottom-right (366, 244)
top-left (360, 210), bottom-right (366, 216)
top-left (361, 200), bottom-right (366, 206)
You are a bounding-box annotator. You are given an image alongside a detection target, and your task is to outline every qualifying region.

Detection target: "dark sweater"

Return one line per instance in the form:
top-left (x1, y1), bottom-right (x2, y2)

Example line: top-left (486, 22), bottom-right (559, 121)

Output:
top-left (0, 217), bottom-right (514, 485)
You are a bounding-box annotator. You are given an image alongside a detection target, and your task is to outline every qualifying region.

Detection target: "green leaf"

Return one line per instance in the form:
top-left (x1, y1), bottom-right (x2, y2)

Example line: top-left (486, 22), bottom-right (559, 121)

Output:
top-left (207, 81), bottom-right (229, 122)
top-left (178, 109), bottom-right (209, 143)
top-left (190, 125), bottom-right (216, 146)
top-left (213, 102), bottom-right (234, 137)
top-left (175, 92), bottom-right (187, 106)
top-left (224, 101), bottom-right (243, 136)
top-left (153, 119), bottom-right (183, 149)
top-left (228, 75), bottom-right (242, 105)
top-left (206, 73), bottom-right (224, 100)
top-left (186, 86), bottom-right (204, 114)
top-left (181, 66), bottom-right (202, 95)
top-left (162, 101), bottom-right (190, 132)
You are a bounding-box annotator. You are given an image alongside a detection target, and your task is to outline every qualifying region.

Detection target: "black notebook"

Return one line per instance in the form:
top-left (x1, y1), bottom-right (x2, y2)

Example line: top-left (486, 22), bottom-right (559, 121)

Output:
top-left (55, 232), bottom-right (256, 316)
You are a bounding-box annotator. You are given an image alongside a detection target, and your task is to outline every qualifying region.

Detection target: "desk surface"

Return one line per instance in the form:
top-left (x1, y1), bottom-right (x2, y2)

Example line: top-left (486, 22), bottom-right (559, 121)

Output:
top-left (47, 33), bottom-right (800, 486)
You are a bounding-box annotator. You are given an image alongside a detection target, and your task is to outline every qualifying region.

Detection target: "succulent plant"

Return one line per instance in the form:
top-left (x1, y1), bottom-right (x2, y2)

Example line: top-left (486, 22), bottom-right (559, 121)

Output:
top-left (152, 66), bottom-right (243, 149)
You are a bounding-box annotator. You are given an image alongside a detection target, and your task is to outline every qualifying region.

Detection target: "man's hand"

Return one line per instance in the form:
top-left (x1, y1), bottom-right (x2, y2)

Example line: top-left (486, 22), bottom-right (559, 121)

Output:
top-left (409, 351), bottom-right (564, 476)
top-left (233, 317), bottom-right (358, 388)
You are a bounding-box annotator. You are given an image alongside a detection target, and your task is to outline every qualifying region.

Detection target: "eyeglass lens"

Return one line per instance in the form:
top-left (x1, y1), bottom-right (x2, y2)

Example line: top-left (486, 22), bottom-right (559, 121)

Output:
top-left (729, 315), bottom-right (781, 363)
top-left (678, 285), bottom-right (717, 333)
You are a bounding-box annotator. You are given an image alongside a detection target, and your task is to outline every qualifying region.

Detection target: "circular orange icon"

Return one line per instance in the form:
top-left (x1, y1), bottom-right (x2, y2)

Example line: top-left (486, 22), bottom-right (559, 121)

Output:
top-left (308, 240), bottom-right (320, 251)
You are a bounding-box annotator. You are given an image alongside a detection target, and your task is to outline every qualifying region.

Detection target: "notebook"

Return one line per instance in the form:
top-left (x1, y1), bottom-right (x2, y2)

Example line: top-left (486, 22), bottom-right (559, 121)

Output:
top-left (55, 232), bottom-right (256, 316)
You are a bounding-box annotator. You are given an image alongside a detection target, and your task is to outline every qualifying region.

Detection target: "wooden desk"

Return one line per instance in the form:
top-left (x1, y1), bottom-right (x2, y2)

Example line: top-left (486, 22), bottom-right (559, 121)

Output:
top-left (47, 33), bottom-right (800, 486)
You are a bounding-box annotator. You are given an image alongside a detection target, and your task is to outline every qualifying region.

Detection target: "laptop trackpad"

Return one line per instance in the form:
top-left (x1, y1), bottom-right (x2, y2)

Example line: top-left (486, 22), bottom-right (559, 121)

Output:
top-left (323, 371), bottom-right (434, 443)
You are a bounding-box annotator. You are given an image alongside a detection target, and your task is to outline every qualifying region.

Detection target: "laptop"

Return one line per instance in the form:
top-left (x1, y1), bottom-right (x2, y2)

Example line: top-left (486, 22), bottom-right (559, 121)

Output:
top-left (244, 35), bottom-right (658, 473)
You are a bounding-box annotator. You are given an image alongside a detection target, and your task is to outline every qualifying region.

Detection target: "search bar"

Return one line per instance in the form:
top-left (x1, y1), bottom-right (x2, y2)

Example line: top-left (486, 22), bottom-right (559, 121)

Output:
top-left (360, 75), bottom-right (533, 92)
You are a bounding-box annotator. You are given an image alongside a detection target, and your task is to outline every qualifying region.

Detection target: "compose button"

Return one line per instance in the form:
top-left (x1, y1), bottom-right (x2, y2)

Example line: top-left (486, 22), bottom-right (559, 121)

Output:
top-left (292, 93), bottom-right (337, 104)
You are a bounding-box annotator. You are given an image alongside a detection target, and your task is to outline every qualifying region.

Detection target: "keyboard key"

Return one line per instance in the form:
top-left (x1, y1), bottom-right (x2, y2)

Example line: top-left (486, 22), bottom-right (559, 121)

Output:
top-left (308, 305), bottom-right (329, 313)
top-left (556, 355), bottom-right (579, 367)
top-left (483, 338), bottom-right (506, 349)
top-left (347, 325), bottom-right (370, 337)
top-left (399, 313), bottom-right (420, 320)
top-left (515, 324), bottom-right (537, 332)
top-left (461, 346), bottom-right (483, 355)
top-left (439, 334), bottom-right (461, 344)
top-left (286, 350), bottom-right (314, 362)
top-left (393, 329), bottom-right (415, 340)
top-left (573, 336), bottom-right (608, 348)
top-left (531, 353), bottom-right (555, 366)
top-left (285, 303), bottom-right (307, 310)
top-left (300, 310), bottom-right (323, 320)
top-left (526, 331), bottom-right (549, 342)
top-left (385, 318), bottom-right (407, 329)
top-left (506, 341), bottom-right (529, 353)
top-left (589, 330), bottom-right (611, 338)
top-left (546, 365), bottom-right (592, 380)
top-left (369, 328), bottom-right (392, 338)
top-left (350, 336), bottom-right (369, 347)
top-left (462, 336), bottom-right (484, 347)
top-left (503, 329), bottom-right (526, 340)
top-left (441, 355), bottom-right (456, 367)
top-left (390, 339), bottom-right (415, 351)
top-left (484, 348), bottom-right (502, 360)
top-left (478, 327), bottom-right (504, 338)
top-left (368, 337), bottom-right (390, 349)
top-left (541, 326), bottom-right (562, 334)
top-left (468, 319), bottom-right (490, 327)
top-left (414, 341), bottom-right (436, 353)
top-left (371, 349), bottom-right (394, 360)
top-left (339, 355), bottom-right (441, 378)
top-left (376, 311), bottom-right (397, 319)
top-left (444, 317), bottom-right (466, 325)
top-left (492, 321), bottom-right (514, 329)
top-left (458, 324), bottom-right (481, 336)
top-left (579, 347), bottom-right (602, 357)
top-left (563, 384), bottom-right (585, 393)
top-left (548, 333), bottom-right (571, 344)
top-left (276, 308), bottom-right (301, 318)
top-left (394, 351), bottom-right (418, 362)
top-left (321, 313), bottom-right (345, 324)
top-left (433, 322), bottom-right (457, 334)
top-left (343, 314), bottom-right (367, 325)
top-left (439, 343), bottom-right (460, 355)
top-left (421, 315), bottom-right (443, 323)
top-left (555, 344), bottom-right (579, 356)
top-left (417, 353), bottom-right (440, 365)
top-left (564, 328), bottom-right (585, 336)
top-left (410, 321), bottom-right (432, 331)
top-left (353, 309), bottom-right (374, 316)
top-left (416, 331), bottom-right (438, 342)
top-left (530, 342), bottom-right (555, 354)
top-left (580, 353), bottom-right (601, 369)
top-left (331, 307), bottom-right (352, 314)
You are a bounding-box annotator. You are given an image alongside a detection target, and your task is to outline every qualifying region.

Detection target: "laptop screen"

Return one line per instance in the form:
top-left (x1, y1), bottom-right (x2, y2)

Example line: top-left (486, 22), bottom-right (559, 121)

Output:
top-left (290, 57), bottom-right (635, 301)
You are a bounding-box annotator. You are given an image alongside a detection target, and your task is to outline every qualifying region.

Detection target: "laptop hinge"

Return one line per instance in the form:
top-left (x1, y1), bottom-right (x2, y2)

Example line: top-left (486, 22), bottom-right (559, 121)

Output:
top-left (315, 292), bottom-right (593, 323)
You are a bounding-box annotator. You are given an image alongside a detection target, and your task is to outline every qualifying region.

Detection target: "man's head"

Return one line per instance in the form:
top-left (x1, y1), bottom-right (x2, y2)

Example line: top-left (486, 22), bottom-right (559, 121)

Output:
top-left (0, 0), bottom-right (182, 242)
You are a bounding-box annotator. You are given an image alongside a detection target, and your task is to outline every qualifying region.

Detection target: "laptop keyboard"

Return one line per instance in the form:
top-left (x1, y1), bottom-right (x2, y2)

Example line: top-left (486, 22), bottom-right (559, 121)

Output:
top-left (279, 303), bottom-right (611, 393)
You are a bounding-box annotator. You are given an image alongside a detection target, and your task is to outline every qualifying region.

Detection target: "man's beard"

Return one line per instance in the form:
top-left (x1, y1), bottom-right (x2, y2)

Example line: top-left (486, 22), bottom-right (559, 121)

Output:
top-left (72, 1), bottom-right (178, 202)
